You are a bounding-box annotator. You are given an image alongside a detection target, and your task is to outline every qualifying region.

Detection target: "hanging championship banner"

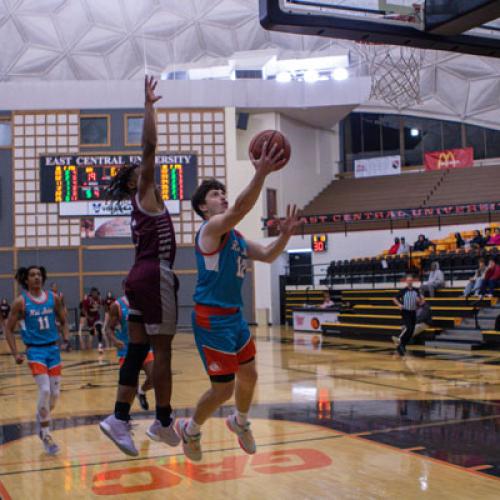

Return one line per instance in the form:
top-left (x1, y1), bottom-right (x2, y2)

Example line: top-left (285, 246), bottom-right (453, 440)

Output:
top-left (354, 155), bottom-right (401, 178)
top-left (424, 147), bottom-right (473, 170)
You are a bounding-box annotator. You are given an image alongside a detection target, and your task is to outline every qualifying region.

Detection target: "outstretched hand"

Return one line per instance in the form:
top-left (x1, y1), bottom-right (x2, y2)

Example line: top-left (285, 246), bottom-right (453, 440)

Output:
top-left (250, 141), bottom-right (285, 175)
top-left (145, 75), bottom-right (162, 105)
top-left (275, 204), bottom-right (302, 236)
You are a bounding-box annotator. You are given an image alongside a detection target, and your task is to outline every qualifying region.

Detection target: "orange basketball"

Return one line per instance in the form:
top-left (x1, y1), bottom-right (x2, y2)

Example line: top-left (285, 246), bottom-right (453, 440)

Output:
top-left (248, 129), bottom-right (291, 170)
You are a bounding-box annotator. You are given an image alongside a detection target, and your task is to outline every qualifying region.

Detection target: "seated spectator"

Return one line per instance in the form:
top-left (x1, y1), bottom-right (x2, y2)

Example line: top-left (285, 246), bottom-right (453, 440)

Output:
top-left (487, 227), bottom-right (500, 246)
top-left (388, 237), bottom-right (400, 255)
top-left (399, 237), bottom-right (410, 255)
top-left (455, 232), bottom-right (465, 249)
top-left (463, 258), bottom-right (486, 297)
top-left (420, 261), bottom-right (445, 297)
top-left (484, 228), bottom-right (493, 246)
top-left (413, 234), bottom-right (430, 252)
top-left (470, 229), bottom-right (487, 249)
top-left (319, 290), bottom-right (335, 309)
top-left (480, 257), bottom-right (500, 298)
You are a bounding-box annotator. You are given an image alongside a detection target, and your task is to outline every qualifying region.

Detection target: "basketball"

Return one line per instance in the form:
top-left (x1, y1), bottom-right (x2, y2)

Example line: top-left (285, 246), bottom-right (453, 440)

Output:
top-left (248, 130), bottom-right (291, 170)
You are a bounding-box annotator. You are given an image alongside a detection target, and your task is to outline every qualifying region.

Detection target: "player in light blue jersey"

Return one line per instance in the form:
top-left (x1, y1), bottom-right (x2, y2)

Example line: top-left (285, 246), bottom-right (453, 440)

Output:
top-left (5, 266), bottom-right (70, 456)
top-left (106, 293), bottom-right (154, 411)
top-left (174, 141), bottom-right (301, 462)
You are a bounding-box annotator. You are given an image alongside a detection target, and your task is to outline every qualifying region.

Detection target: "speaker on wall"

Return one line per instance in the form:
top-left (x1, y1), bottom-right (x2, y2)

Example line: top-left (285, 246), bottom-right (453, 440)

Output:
top-left (237, 112), bottom-right (249, 130)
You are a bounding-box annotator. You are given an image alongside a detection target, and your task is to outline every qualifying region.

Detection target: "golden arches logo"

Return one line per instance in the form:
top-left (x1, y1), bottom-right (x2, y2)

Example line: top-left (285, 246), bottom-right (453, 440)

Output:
top-left (437, 151), bottom-right (460, 169)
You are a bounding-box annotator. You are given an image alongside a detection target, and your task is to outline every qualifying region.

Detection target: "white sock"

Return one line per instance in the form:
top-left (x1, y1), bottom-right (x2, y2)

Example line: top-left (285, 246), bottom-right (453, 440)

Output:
top-left (40, 425), bottom-right (50, 439)
top-left (186, 418), bottom-right (201, 436)
top-left (235, 411), bottom-right (248, 427)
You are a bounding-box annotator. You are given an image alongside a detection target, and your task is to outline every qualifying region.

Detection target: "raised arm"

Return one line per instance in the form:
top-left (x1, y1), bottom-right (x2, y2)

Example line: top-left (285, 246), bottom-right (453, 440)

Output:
top-left (54, 294), bottom-right (70, 347)
top-left (4, 297), bottom-right (25, 364)
top-left (105, 302), bottom-right (125, 349)
top-left (138, 75), bottom-right (163, 208)
top-left (247, 205), bottom-right (302, 263)
top-left (203, 143), bottom-right (285, 248)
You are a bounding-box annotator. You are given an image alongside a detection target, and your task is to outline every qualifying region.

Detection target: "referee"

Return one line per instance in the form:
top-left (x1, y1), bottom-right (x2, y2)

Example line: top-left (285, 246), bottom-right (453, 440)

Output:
top-left (392, 273), bottom-right (425, 356)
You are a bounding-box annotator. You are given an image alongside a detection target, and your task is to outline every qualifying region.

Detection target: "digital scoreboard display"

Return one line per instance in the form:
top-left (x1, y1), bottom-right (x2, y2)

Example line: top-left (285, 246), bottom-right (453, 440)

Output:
top-left (40, 154), bottom-right (197, 204)
top-left (312, 234), bottom-right (328, 253)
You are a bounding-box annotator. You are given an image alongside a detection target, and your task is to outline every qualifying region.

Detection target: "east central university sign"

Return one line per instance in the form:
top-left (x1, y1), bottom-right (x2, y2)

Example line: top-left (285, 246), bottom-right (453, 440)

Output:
top-left (264, 202), bottom-right (500, 229)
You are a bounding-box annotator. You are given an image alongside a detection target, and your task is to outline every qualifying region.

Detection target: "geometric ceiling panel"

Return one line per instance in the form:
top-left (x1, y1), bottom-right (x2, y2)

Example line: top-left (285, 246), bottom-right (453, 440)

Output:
top-left (0, 0), bottom-right (499, 128)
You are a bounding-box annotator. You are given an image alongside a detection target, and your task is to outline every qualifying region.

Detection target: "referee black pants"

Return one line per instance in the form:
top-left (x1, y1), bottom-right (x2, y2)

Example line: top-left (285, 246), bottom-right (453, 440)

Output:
top-left (399, 310), bottom-right (417, 348)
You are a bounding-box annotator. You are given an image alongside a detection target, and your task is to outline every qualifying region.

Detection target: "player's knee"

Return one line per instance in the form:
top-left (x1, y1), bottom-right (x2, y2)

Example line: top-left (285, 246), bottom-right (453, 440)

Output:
top-left (211, 381), bottom-right (235, 402)
top-left (119, 343), bottom-right (150, 387)
top-left (237, 360), bottom-right (257, 385)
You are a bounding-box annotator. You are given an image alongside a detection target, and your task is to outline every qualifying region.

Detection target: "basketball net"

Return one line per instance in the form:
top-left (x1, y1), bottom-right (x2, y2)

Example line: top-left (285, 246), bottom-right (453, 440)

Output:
top-left (356, 42), bottom-right (424, 109)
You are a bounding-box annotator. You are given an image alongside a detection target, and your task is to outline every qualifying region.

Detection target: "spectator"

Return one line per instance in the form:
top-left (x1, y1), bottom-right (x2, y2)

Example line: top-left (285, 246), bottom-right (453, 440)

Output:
top-left (455, 232), bottom-right (465, 249)
top-left (319, 290), bottom-right (334, 309)
top-left (399, 237), bottom-right (410, 255)
top-left (470, 229), bottom-right (487, 249)
top-left (480, 258), bottom-right (500, 298)
top-left (487, 227), bottom-right (500, 246)
top-left (0, 298), bottom-right (10, 334)
top-left (413, 234), bottom-right (430, 252)
top-left (463, 258), bottom-right (486, 297)
top-left (421, 261), bottom-right (445, 297)
top-left (484, 228), bottom-right (493, 246)
top-left (388, 237), bottom-right (400, 255)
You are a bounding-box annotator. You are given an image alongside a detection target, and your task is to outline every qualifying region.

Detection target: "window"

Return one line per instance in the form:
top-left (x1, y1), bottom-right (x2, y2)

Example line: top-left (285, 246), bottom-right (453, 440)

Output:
top-left (361, 114), bottom-right (381, 152)
top-left (403, 117), bottom-right (424, 166)
top-left (465, 124), bottom-right (486, 160)
top-left (442, 122), bottom-right (462, 150)
top-left (485, 128), bottom-right (500, 159)
top-left (80, 115), bottom-right (110, 146)
top-left (125, 114), bottom-right (143, 146)
top-left (0, 120), bottom-right (12, 147)
top-left (380, 115), bottom-right (400, 155)
top-left (422, 118), bottom-right (442, 153)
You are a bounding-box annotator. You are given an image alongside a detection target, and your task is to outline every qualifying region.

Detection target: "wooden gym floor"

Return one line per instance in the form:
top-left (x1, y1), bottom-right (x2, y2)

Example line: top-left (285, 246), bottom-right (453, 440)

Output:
top-left (1, 326), bottom-right (500, 499)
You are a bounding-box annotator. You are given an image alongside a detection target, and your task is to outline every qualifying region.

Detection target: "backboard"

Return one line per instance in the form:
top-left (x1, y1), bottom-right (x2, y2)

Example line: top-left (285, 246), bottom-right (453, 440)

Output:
top-left (260, 0), bottom-right (500, 57)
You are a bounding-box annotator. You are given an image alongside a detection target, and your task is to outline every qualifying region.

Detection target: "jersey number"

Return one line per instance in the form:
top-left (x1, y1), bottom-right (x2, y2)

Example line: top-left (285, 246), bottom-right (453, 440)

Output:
top-left (236, 256), bottom-right (247, 278)
top-left (37, 316), bottom-right (50, 330)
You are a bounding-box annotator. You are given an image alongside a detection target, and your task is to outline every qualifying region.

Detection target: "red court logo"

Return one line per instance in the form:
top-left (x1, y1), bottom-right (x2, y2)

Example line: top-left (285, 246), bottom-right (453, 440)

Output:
top-left (92, 448), bottom-right (332, 495)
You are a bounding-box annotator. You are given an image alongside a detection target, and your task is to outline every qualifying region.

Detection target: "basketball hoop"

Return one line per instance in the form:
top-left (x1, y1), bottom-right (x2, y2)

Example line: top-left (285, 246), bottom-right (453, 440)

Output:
top-left (356, 42), bottom-right (424, 109)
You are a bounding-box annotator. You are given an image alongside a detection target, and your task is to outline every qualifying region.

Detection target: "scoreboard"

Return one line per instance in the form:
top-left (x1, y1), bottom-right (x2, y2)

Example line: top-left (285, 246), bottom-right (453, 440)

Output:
top-left (312, 234), bottom-right (328, 253)
top-left (40, 154), bottom-right (197, 204)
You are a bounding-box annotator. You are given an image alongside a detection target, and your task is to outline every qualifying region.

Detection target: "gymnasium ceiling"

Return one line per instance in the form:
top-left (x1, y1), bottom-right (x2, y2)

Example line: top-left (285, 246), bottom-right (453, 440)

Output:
top-left (2, 0), bottom-right (500, 128)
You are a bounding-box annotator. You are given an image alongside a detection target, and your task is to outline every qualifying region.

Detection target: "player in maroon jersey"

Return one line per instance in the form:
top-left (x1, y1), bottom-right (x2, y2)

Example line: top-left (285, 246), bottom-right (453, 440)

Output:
top-left (99, 76), bottom-right (180, 456)
top-left (103, 290), bottom-right (115, 347)
top-left (82, 287), bottom-right (105, 354)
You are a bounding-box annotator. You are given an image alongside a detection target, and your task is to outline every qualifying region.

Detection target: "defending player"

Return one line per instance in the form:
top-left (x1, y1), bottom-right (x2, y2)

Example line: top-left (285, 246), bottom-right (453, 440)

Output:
top-left (100, 76), bottom-right (179, 456)
top-left (4, 266), bottom-right (70, 455)
top-left (107, 291), bottom-right (154, 410)
top-left (175, 143), bottom-right (301, 462)
top-left (82, 287), bottom-right (105, 353)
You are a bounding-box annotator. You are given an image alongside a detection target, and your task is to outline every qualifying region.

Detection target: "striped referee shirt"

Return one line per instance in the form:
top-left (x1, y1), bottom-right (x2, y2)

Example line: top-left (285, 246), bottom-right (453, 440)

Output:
top-left (396, 287), bottom-right (421, 311)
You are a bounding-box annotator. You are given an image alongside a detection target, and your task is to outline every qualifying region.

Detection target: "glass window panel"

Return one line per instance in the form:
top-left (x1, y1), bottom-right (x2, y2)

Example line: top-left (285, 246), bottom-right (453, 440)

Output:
top-left (349, 113), bottom-right (362, 154)
top-left (403, 117), bottom-right (424, 166)
top-left (127, 116), bottom-right (143, 145)
top-left (442, 121), bottom-right (462, 150)
top-left (80, 116), bottom-right (108, 145)
top-left (0, 121), bottom-right (12, 146)
top-left (465, 124), bottom-right (486, 159)
top-left (361, 114), bottom-right (381, 153)
top-left (485, 128), bottom-right (500, 159)
top-left (422, 118), bottom-right (442, 153)
top-left (380, 115), bottom-right (400, 156)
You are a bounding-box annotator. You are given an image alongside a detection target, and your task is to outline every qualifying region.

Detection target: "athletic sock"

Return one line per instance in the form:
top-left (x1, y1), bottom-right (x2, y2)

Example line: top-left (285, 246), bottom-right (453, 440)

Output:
top-left (114, 401), bottom-right (131, 422)
top-left (235, 411), bottom-right (248, 427)
top-left (186, 418), bottom-right (201, 436)
top-left (156, 405), bottom-right (172, 427)
top-left (40, 425), bottom-right (50, 439)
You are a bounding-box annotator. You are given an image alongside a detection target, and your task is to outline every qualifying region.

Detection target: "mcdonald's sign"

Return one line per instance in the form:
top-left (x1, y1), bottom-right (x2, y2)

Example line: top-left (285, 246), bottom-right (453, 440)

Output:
top-left (425, 147), bottom-right (474, 171)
